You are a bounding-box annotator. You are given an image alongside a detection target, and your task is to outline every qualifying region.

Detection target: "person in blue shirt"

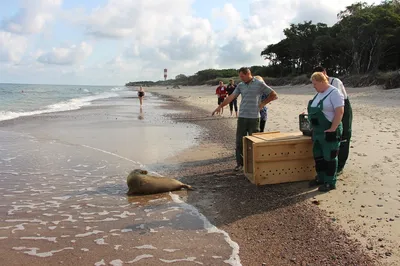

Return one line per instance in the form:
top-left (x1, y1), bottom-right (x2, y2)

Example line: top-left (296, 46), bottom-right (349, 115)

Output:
top-left (254, 76), bottom-right (269, 132)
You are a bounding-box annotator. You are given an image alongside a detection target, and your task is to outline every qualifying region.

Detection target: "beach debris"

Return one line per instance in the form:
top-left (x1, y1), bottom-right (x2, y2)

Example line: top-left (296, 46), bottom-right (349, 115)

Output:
top-left (311, 200), bottom-right (320, 205)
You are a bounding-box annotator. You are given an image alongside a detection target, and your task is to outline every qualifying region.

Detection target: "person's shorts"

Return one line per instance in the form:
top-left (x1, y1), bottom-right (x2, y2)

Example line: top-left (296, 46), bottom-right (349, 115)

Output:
top-left (218, 97), bottom-right (225, 105)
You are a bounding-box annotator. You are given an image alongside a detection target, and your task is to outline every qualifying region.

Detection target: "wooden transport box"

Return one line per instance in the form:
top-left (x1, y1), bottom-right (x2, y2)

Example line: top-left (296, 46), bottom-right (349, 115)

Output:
top-left (243, 131), bottom-right (316, 186)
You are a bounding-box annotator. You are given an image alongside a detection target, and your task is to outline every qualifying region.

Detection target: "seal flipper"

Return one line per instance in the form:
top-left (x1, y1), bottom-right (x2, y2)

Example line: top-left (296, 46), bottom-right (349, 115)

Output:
top-left (182, 184), bottom-right (194, 191)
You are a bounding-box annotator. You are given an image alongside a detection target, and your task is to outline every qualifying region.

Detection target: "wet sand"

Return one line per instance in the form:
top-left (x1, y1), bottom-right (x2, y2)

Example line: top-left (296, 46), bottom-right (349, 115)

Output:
top-left (148, 84), bottom-right (400, 266)
top-left (0, 93), bottom-right (240, 265)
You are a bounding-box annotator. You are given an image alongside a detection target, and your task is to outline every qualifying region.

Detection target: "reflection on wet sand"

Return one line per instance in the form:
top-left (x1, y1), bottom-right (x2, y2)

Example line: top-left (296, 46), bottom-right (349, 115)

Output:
top-left (138, 107), bottom-right (144, 120)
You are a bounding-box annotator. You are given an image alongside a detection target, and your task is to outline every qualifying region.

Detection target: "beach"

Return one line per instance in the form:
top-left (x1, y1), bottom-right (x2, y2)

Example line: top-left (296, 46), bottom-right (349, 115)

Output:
top-left (0, 83), bottom-right (399, 265)
top-left (148, 84), bottom-right (400, 266)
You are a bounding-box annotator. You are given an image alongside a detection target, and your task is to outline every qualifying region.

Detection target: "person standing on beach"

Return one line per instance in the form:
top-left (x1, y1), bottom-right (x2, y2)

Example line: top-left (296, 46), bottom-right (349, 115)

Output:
top-left (313, 66), bottom-right (353, 175)
top-left (215, 81), bottom-right (228, 115)
top-left (212, 67), bottom-right (278, 171)
top-left (138, 86), bottom-right (145, 106)
top-left (226, 79), bottom-right (238, 117)
top-left (254, 76), bottom-right (270, 132)
top-left (308, 72), bottom-right (344, 192)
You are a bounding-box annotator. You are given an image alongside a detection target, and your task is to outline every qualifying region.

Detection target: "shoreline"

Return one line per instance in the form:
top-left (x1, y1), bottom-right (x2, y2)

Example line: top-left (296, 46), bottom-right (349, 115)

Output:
top-left (1, 91), bottom-right (243, 265)
top-left (150, 84), bottom-right (400, 266)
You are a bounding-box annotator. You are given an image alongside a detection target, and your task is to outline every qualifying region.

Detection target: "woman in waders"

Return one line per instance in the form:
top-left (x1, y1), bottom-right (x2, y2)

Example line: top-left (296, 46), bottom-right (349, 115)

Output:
top-left (308, 72), bottom-right (344, 192)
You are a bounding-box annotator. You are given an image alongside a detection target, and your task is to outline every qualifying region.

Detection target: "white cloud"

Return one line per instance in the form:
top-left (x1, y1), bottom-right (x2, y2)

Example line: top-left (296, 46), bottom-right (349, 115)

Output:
top-left (0, 31), bottom-right (28, 62)
top-left (1, 0), bottom-right (62, 35)
top-left (0, 0), bottom-right (382, 84)
top-left (37, 42), bottom-right (93, 65)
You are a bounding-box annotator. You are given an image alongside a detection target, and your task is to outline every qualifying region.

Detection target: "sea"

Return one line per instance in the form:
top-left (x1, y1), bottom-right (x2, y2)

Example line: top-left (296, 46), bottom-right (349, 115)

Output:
top-left (0, 83), bottom-right (124, 122)
top-left (0, 83), bottom-right (242, 265)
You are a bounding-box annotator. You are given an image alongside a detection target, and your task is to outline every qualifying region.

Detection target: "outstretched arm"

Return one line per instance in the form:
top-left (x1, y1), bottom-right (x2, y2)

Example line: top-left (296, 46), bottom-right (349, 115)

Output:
top-left (212, 94), bottom-right (238, 116)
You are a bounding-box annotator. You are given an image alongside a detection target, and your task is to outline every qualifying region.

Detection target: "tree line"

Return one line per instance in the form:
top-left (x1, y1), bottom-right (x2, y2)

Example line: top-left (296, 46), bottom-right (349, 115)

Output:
top-left (126, 1), bottom-right (400, 89)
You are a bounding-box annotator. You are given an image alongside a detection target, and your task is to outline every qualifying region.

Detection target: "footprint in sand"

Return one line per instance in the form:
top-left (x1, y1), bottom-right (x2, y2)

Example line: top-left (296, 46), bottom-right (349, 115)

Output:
top-left (383, 156), bottom-right (393, 163)
top-left (355, 152), bottom-right (368, 157)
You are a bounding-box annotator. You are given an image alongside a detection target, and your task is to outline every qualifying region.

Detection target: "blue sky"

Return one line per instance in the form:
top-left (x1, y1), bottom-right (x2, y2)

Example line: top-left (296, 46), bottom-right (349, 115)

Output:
top-left (0, 0), bottom-right (380, 85)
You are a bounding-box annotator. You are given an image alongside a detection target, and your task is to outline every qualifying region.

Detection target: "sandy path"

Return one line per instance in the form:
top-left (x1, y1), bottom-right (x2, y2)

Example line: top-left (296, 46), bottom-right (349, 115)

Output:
top-left (147, 84), bottom-right (400, 265)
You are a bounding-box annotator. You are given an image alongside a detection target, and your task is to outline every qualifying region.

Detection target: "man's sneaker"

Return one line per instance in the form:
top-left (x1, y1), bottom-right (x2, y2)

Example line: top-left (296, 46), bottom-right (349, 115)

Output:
top-left (234, 165), bottom-right (243, 171)
top-left (318, 183), bottom-right (336, 192)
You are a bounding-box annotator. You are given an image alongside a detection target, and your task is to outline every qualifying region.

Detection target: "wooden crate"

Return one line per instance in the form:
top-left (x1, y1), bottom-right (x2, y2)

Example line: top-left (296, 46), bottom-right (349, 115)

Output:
top-left (243, 131), bottom-right (316, 185)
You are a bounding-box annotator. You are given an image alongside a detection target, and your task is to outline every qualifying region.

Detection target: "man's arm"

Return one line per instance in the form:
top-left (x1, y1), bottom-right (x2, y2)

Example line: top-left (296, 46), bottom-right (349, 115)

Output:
top-left (260, 91), bottom-right (278, 106)
top-left (259, 82), bottom-right (278, 108)
top-left (326, 106), bottom-right (344, 132)
top-left (222, 93), bottom-right (237, 106)
top-left (212, 93), bottom-right (239, 116)
top-left (325, 90), bottom-right (344, 132)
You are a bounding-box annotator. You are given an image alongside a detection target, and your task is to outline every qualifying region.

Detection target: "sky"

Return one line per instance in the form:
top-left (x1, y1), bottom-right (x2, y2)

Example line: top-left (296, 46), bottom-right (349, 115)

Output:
top-left (0, 0), bottom-right (380, 85)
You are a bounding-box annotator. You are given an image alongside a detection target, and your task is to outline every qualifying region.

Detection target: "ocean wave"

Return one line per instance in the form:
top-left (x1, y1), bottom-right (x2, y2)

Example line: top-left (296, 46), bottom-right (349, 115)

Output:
top-left (110, 87), bottom-right (124, 92)
top-left (0, 92), bottom-right (119, 122)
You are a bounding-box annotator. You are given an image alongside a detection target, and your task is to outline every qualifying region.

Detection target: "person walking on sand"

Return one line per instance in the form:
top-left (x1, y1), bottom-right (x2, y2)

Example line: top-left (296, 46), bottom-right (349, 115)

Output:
top-left (313, 66), bottom-right (353, 176)
top-left (308, 72), bottom-right (344, 192)
top-left (215, 81), bottom-right (228, 115)
top-left (254, 76), bottom-right (270, 132)
top-left (226, 79), bottom-right (238, 117)
top-left (138, 86), bottom-right (145, 106)
top-left (212, 67), bottom-right (278, 171)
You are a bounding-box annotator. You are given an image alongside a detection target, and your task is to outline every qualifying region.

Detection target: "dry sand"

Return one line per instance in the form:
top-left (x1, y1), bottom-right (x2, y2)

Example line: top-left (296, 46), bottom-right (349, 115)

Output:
top-left (148, 84), bottom-right (400, 265)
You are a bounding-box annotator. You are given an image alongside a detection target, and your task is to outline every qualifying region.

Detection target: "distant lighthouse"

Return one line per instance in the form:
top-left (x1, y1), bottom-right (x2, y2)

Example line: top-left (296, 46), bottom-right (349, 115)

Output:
top-left (164, 68), bottom-right (167, 81)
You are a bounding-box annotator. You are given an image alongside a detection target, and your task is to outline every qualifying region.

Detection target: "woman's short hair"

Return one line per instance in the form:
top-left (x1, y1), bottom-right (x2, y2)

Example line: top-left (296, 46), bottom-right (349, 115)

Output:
top-left (311, 72), bottom-right (328, 84)
top-left (254, 75), bottom-right (264, 82)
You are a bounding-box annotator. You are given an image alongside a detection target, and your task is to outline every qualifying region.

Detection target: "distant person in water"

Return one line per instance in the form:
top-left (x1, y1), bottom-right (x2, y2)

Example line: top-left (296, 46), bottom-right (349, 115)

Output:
top-left (138, 86), bottom-right (145, 106)
top-left (226, 79), bottom-right (238, 117)
top-left (215, 81), bottom-right (228, 115)
top-left (254, 76), bottom-right (273, 132)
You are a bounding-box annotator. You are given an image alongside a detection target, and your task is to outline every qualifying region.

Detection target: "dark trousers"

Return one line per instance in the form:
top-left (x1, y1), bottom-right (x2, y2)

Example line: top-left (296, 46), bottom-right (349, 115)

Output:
top-left (236, 117), bottom-right (259, 166)
top-left (338, 98), bottom-right (353, 172)
top-left (260, 119), bottom-right (266, 132)
top-left (338, 140), bottom-right (350, 171)
top-left (229, 99), bottom-right (238, 112)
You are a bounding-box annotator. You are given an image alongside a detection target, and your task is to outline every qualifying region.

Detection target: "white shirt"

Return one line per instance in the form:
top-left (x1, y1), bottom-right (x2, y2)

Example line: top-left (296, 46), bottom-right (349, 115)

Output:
top-left (328, 77), bottom-right (348, 99)
top-left (311, 86), bottom-right (345, 122)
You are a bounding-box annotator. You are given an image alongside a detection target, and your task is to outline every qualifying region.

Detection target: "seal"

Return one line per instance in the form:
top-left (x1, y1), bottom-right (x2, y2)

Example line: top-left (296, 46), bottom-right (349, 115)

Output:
top-left (126, 169), bottom-right (194, 196)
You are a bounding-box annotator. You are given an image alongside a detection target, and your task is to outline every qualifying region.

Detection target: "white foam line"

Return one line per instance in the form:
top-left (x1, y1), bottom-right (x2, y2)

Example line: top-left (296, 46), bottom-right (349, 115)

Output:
top-left (6, 219), bottom-right (47, 225)
top-left (20, 236), bottom-right (57, 243)
top-left (126, 254), bottom-right (154, 263)
top-left (52, 196), bottom-right (71, 201)
top-left (163, 249), bottom-right (180, 253)
top-left (81, 145), bottom-right (144, 167)
top-left (12, 246), bottom-right (73, 258)
top-left (84, 218), bottom-right (118, 223)
top-left (113, 211), bottom-right (136, 218)
top-left (134, 245), bottom-right (157, 250)
top-left (75, 230), bottom-right (104, 237)
top-left (159, 257), bottom-right (203, 264)
top-left (169, 193), bottom-right (241, 266)
top-left (94, 259), bottom-right (106, 266)
top-left (109, 259), bottom-right (123, 266)
top-left (94, 238), bottom-right (107, 245)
